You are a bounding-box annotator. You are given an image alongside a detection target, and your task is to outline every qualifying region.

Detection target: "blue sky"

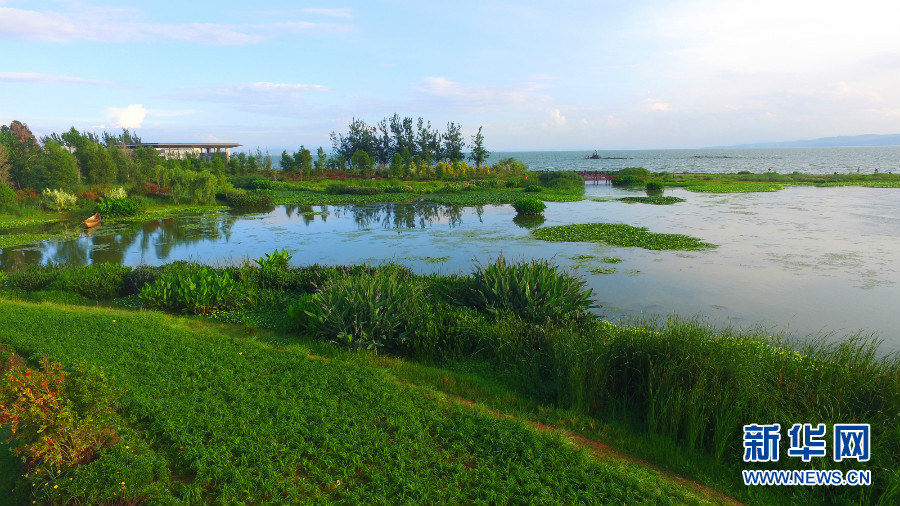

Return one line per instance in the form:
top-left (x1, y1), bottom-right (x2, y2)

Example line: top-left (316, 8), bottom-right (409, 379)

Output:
top-left (1, 0), bottom-right (898, 152)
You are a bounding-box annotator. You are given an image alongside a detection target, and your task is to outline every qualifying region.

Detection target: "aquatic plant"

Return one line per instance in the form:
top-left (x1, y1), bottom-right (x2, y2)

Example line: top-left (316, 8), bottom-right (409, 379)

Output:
top-left (617, 196), bottom-right (685, 205)
top-left (537, 171), bottom-right (584, 190)
top-left (512, 197), bottom-right (546, 215)
top-left (645, 181), bottom-right (665, 193)
top-left (139, 264), bottom-right (239, 314)
top-left (532, 223), bottom-right (716, 250)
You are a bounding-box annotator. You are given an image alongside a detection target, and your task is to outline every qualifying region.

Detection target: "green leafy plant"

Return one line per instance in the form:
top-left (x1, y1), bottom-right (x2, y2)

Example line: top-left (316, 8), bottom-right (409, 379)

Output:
top-left (512, 197), bottom-right (546, 215)
top-left (290, 266), bottom-right (423, 353)
top-left (95, 195), bottom-right (140, 218)
top-left (139, 264), bottom-right (240, 314)
top-left (254, 249), bottom-right (293, 289)
top-left (462, 256), bottom-right (594, 323)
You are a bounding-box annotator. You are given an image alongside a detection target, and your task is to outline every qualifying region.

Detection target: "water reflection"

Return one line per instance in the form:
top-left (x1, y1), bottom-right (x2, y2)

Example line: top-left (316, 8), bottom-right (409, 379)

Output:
top-left (341, 202), bottom-right (468, 230)
top-left (0, 203), bottom-right (474, 269)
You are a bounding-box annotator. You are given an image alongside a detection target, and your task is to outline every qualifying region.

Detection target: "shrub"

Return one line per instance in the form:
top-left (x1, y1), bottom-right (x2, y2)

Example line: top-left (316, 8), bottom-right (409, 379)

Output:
top-left (41, 188), bottom-right (77, 211)
top-left (461, 256), bottom-right (594, 323)
top-left (645, 181), bottom-right (665, 193)
top-left (250, 179), bottom-right (276, 190)
top-left (95, 197), bottom-right (140, 218)
top-left (140, 264), bottom-right (240, 314)
top-left (619, 167), bottom-right (651, 177)
top-left (524, 184), bottom-right (543, 192)
top-left (290, 266), bottom-right (423, 353)
top-left (611, 174), bottom-right (646, 187)
top-left (225, 188), bottom-right (275, 207)
top-left (104, 187), bottom-right (128, 200)
top-left (0, 182), bottom-right (15, 210)
top-left (537, 171), bottom-right (584, 190)
top-left (512, 197), bottom-right (546, 215)
top-left (121, 265), bottom-right (162, 295)
top-left (0, 356), bottom-right (120, 471)
top-left (55, 263), bottom-right (132, 300)
top-left (6, 264), bottom-right (62, 291)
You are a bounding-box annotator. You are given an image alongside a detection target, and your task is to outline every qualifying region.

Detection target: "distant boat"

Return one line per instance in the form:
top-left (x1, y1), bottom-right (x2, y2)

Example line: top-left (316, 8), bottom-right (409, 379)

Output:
top-left (83, 213), bottom-right (101, 228)
top-left (585, 151), bottom-right (630, 160)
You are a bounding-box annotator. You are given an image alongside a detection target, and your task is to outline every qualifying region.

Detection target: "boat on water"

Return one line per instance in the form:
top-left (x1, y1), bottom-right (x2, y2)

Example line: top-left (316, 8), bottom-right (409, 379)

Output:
top-left (83, 213), bottom-right (101, 228)
top-left (585, 151), bottom-right (630, 160)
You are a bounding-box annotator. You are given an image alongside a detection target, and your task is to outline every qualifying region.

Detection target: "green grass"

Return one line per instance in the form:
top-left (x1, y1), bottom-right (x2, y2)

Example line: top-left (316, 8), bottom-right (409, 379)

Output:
top-left (0, 300), bottom-right (724, 505)
top-left (532, 223), bottom-right (717, 250)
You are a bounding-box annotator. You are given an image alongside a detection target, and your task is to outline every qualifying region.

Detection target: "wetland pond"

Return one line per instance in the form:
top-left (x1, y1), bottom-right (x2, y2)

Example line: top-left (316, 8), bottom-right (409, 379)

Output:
top-left (3, 184), bottom-right (898, 351)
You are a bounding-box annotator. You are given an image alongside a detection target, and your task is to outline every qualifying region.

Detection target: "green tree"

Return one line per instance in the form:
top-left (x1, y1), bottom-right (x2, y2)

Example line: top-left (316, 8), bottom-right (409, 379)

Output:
top-left (442, 121), bottom-right (466, 162)
top-left (314, 147), bottom-right (327, 174)
top-left (469, 126), bottom-right (490, 169)
top-left (280, 150), bottom-right (297, 173)
top-left (389, 153), bottom-right (403, 178)
top-left (1, 120), bottom-right (41, 189)
top-left (295, 146), bottom-right (313, 179)
top-left (350, 150), bottom-right (374, 177)
top-left (37, 141), bottom-right (79, 190)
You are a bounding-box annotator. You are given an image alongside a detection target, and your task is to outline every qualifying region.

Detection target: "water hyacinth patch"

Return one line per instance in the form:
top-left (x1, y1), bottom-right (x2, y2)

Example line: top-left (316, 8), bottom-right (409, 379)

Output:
top-left (532, 223), bottom-right (716, 251)
top-left (617, 196), bottom-right (685, 205)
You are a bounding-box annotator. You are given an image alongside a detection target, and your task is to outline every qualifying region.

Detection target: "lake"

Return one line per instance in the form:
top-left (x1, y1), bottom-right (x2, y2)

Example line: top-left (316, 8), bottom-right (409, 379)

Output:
top-left (3, 182), bottom-right (898, 352)
top-left (489, 146), bottom-right (900, 174)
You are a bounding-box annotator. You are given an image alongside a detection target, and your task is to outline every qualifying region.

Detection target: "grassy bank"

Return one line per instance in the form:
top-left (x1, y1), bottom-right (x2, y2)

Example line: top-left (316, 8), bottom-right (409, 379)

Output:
top-left (1, 300), bottom-right (730, 505)
top-left (2, 258), bottom-right (898, 505)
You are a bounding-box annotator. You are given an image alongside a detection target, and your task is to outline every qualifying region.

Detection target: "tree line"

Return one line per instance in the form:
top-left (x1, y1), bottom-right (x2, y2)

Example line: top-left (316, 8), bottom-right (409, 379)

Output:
top-left (329, 115), bottom-right (489, 172)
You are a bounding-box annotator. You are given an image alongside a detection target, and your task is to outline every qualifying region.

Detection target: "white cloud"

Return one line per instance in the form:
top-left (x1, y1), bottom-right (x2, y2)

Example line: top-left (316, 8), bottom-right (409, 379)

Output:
top-left (645, 99), bottom-right (672, 112)
top-left (0, 72), bottom-right (127, 88)
top-left (550, 109), bottom-right (566, 126)
top-left (108, 104), bottom-right (147, 128)
top-left (0, 6), bottom-right (350, 45)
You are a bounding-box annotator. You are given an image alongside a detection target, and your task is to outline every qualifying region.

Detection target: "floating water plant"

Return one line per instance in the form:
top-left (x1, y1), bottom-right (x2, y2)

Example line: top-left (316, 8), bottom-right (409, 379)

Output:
top-left (617, 196), bottom-right (685, 205)
top-left (532, 223), bottom-right (716, 250)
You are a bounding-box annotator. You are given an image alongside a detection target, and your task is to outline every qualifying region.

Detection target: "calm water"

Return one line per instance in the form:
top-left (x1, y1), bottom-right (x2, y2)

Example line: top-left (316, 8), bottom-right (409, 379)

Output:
top-left (3, 181), bottom-right (898, 351)
top-left (489, 146), bottom-right (900, 174)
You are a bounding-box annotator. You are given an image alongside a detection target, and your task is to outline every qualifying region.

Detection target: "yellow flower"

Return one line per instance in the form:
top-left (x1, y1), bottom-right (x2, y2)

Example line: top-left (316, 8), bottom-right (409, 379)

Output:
top-left (54, 485), bottom-right (58, 489)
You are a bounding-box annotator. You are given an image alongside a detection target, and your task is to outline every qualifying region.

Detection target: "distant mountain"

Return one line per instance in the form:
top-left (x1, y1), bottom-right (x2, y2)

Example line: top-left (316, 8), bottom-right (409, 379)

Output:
top-left (712, 134), bottom-right (900, 149)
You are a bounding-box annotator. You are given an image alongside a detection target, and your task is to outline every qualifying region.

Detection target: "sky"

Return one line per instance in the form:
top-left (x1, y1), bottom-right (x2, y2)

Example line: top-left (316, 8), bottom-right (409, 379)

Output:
top-left (1, 0), bottom-right (898, 152)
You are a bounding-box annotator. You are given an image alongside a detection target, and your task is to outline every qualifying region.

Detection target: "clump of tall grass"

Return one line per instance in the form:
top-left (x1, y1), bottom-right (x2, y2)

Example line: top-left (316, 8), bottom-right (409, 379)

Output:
top-left (458, 256), bottom-right (594, 323)
top-left (289, 265), bottom-right (423, 353)
top-left (494, 316), bottom-right (900, 504)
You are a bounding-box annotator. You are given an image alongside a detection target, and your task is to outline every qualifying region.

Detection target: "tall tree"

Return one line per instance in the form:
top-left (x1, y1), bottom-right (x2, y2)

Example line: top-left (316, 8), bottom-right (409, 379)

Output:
top-left (469, 126), bottom-right (490, 169)
top-left (294, 146), bottom-right (313, 178)
top-left (37, 141), bottom-right (79, 190)
top-left (442, 122), bottom-right (466, 163)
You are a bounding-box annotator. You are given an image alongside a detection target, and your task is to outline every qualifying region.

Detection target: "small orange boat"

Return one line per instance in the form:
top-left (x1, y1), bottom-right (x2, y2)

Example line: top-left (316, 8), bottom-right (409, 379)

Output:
top-left (83, 213), bottom-right (101, 228)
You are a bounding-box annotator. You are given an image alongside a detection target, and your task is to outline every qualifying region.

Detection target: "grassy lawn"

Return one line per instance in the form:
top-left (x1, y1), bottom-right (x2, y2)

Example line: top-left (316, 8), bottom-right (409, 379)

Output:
top-left (0, 300), bottom-right (729, 505)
